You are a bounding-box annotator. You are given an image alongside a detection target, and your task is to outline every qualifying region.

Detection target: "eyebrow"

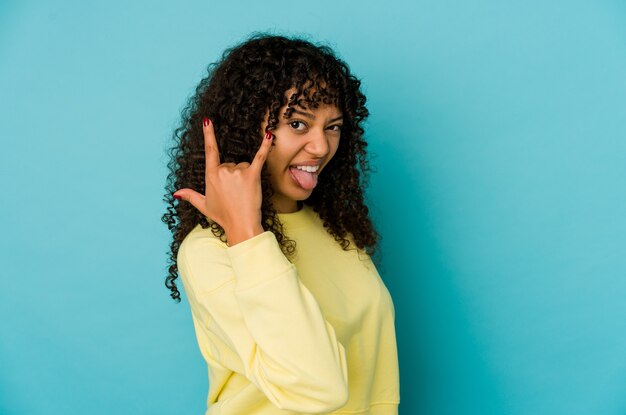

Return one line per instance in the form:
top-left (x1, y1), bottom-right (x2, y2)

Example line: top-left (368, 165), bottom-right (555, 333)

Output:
top-left (289, 109), bottom-right (344, 123)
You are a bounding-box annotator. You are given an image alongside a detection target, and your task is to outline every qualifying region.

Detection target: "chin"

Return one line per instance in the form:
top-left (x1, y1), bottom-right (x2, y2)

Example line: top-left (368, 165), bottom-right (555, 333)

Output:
top-left (287, 187), bottom-right (313, 199)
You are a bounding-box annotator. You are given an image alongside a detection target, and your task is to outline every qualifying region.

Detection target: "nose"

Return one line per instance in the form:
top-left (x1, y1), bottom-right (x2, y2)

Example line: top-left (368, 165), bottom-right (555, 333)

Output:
top-left (304, 127), bottom-right (330, 158)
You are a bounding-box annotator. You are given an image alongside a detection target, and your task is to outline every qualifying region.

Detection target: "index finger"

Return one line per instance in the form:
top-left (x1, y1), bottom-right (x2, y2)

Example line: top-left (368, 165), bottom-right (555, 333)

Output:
top-left (203, 118), bottom-right (221, 169)
top-left (249, 130), bottom-right (274, 175)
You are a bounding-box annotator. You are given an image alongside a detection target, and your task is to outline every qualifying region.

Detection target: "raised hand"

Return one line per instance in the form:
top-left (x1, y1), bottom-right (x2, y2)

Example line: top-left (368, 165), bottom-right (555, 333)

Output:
top-left (173, 118), bottom-right (273, 246)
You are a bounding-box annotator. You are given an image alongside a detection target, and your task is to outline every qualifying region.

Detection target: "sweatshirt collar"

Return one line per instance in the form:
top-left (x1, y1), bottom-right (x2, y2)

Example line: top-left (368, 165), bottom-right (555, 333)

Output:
top-left (276, 203), bottom-right (316, 230)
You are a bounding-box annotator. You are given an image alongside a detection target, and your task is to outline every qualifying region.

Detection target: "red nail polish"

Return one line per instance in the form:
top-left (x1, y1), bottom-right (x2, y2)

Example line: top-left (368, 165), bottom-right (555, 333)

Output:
top-left (265, 131), bottom-right (272, 140)
top-left (173, 193), bottom-right (182, 200)
top-left (203, 117), bottom-right (209, 127)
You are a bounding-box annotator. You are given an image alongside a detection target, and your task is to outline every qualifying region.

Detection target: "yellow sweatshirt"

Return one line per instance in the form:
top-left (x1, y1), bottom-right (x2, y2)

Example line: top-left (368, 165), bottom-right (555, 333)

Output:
top-left (177, 204), bottom-right (400, 414)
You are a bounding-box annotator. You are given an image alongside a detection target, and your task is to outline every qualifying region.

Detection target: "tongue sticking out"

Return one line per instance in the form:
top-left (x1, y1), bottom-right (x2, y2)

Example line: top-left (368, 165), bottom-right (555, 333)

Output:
top-left (289, 167), bottom-right (318, 190)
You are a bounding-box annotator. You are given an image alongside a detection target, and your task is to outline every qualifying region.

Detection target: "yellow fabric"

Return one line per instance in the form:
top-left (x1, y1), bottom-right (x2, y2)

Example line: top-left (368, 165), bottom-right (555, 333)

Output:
top-left (177, 204), bottom-right (400, 414)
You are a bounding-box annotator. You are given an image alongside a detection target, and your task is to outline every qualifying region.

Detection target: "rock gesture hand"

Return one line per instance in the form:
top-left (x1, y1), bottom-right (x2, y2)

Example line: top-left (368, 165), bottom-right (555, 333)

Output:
top-left (173, 118), bottom-right (273, 245)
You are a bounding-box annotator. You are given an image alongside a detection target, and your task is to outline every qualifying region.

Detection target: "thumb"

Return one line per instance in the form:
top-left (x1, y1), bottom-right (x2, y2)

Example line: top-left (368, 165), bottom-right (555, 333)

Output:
top-left (173, 189), bottom-right (207, 216)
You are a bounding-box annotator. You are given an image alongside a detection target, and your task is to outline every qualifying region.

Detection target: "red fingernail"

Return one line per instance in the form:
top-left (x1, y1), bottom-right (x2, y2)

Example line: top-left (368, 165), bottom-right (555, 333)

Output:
top-left (173, 193), bottom-right (182, 200)
top-left (203, 117), bottom-right (209, 127)
top-left (265, 131), bottom-right (272, 140)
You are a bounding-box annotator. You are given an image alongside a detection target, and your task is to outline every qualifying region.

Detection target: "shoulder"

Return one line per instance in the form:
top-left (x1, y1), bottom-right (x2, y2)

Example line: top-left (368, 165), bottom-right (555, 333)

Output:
top-left (177, 223), bottom-right (234, 295)
top-left (178, 223), bottom-right (227, 258)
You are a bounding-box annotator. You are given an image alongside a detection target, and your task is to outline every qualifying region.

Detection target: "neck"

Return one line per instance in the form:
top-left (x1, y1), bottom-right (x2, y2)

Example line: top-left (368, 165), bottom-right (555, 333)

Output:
top-left (274, 200), bottom-right (303, 213)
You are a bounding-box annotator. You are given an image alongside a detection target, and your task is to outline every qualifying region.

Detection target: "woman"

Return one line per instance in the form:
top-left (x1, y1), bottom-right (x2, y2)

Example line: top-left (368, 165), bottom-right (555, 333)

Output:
top-left (162, 33), bottom-right (400, 414)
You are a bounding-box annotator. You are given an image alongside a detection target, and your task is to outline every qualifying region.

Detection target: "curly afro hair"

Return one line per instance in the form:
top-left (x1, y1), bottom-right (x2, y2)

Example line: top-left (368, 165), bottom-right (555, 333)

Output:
top-left (161, 33), bottom-right (381, 302)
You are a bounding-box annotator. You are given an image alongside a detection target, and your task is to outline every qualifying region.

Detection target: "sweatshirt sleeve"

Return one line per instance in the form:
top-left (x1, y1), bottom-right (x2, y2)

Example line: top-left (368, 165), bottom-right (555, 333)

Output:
top-left (177, 230), bottom-right (349, 413)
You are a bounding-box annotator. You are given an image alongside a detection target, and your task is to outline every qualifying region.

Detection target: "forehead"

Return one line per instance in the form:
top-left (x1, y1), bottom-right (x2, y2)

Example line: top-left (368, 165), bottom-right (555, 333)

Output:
top-left (282, 86), bottom-right (341, 116)
top-left (284, 82), bottom-right (340, 103)
top-left (281, 103), bottom-right (342, 120)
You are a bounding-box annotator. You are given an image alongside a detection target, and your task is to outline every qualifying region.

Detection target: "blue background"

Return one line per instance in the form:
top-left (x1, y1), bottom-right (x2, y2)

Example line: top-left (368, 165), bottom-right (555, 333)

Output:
top-left (1, 1), bottom-right (625, 414)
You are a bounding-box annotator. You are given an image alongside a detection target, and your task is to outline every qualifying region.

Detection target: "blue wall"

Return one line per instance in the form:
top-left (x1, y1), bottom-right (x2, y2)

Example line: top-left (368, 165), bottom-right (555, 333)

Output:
top-left (1, 1), bottom-right (625, 414)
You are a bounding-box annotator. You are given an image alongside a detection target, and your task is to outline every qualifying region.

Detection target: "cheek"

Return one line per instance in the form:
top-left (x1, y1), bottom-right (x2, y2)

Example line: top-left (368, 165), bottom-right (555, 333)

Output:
top-left (267, 139), bottom-right (293, 168)
top-left (328, 138), bottom-right (341, 159)
top-left (265, 145), bottom-right (284, 174)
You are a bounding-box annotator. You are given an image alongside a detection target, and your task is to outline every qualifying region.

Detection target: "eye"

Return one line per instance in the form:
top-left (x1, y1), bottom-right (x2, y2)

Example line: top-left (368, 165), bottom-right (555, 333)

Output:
top-left (328, 124), bottom-right (343, 132)
top-left (289, 120), bottom-right (307, 130)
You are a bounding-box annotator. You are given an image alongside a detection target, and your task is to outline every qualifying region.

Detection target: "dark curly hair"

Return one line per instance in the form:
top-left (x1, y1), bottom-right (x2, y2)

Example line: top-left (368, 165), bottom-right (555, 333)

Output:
top-left (161, 32), bottom-right (381, 302)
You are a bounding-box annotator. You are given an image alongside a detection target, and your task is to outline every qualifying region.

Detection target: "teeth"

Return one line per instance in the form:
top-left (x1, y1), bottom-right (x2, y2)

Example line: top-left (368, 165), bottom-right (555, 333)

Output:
top-left (293, 165), bottom-right (319, 173)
